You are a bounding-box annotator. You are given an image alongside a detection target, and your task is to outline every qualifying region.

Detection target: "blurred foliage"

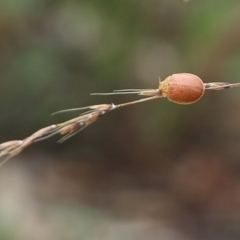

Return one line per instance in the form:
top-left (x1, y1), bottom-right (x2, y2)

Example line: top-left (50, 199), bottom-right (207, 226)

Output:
top-left (1, 0), bottom-right (240, 239)
top-left (0, 0), bottom-right (239, 146)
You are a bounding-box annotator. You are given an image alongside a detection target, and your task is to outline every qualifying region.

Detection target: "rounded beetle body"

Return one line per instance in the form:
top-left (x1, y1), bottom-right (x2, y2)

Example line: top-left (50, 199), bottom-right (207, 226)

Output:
top-left (159, 73), bottom-right (205, 104)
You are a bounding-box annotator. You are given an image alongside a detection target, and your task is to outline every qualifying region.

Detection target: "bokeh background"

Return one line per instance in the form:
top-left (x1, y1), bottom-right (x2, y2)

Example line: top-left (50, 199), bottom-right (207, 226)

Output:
top-left (0, 0), bottom-right (240, 239)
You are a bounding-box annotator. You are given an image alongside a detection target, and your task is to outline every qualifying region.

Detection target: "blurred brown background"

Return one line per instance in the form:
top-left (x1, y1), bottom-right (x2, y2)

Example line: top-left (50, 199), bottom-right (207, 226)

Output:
top-left (1, 0), bottom-right (240, 239)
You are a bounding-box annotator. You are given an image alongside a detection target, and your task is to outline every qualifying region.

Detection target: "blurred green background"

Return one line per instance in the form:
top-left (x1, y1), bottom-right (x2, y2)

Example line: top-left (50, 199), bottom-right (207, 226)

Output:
top-left (1, 0), bottom-right (240, 239)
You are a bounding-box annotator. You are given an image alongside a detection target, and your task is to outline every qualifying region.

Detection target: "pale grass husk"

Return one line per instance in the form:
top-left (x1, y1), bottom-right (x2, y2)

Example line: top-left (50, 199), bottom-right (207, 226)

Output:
top-left (0, 78), bottom-right (239, 167)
